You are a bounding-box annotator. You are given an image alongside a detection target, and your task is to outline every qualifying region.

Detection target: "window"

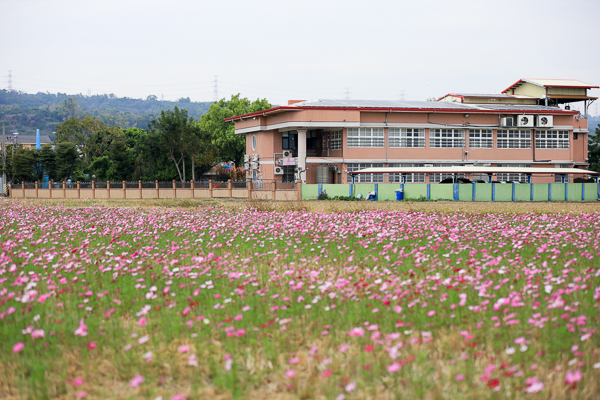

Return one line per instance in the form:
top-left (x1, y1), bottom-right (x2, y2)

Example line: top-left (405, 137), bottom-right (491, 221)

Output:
top-left (389, 128), bottom-right (425, 148)
top-left (429, 164), bottom-right (465, 183)
top-left (388, 163), bottom-right (425, 183)
top-left (283, 166), bottom-right (296, 182)
top-left (497, 164), bottom-right (531, 183)
top-left (307, 130), bottom-right (317, 150)
top-left (347, 163), bottom-right (384, 183)
top-left (429, 129), bottom-right (465, 148)
top-left (282, 131), bottom-right (297, 150)
top-left (497, 130), bottom-right (531, 149)
top-left (574, 132), bottom-right (579, 140)
top-left (347, 128), bottom-right (384, 148)
top-left (469, 129), bottom-right (493, 148)
top-left (554, 164), bottom-right (570, 183)
top-left (252, 135), bottom-right (257, 150)
top-left (536, 130), bottom-right (569, 149)
top-left (330, 130), bottom-right (341, 150)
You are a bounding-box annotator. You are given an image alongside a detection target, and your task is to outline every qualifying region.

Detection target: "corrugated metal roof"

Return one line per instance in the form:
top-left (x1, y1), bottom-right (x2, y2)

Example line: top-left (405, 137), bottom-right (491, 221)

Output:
top-left (526, 79), bottom-right (598, 88)
top-left (288, 99), bottom-right (561, 112)
top-left (290, 99), bottom-right (475, 110)
top-left (441, 93), bottom-right (536, 99)
top-left (349, 166), bottom-right (598, 175)
top-left (6, 134), bottom-right (53, 144)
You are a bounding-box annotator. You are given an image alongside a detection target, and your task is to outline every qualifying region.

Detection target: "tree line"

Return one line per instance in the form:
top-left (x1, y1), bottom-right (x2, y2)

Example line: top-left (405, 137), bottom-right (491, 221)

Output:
top-left (3, 95), bottom-right (271, 183)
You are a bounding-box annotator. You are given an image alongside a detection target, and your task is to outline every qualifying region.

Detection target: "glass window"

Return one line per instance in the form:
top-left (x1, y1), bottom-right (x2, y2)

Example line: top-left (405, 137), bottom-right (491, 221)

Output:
top-left (282, 132), bottom-right (297, 150)
top-left (330, 130), bottom-right (342, 150)
top-left (347, 163), bottom-right (384, 183)
top-left (554, 164), bottom-right (570, 183)
top-left (283, 166), bottom-right (296, 182)
top-left (429, 129), bottom-right (465, 148)
top-left (536, 130), bottom-right (569, 149)
top-left (469, 129), bottom-right (493, 148)
top-left (429, 164), bottom-right (466, 183)
top-left (388, 163), bottom-right (425, 183)
top-left (347, 128), bottom-right (384, 148)
top-left (497, 164), bottom-right (531, 182)
top-left (497, 130), bottom-right (531, 149)
top-left (389, 128), bottom-right (425, 148)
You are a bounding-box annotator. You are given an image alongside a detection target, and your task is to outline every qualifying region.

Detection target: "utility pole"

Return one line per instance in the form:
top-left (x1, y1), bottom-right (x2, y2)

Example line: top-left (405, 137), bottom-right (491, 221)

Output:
top-left (213, 75), bottom-right (219, 102)
top-left (2, 122), bottom-right (6, 195)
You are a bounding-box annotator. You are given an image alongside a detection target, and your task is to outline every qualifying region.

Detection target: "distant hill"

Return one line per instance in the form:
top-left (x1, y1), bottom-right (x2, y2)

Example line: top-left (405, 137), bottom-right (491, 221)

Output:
top-left (0, 90), bottom-right (213, 136)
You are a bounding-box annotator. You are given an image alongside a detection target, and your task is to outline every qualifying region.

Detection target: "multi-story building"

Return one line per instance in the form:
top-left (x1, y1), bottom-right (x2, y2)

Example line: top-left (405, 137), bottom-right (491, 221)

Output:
top-left (226, 79), bottom-right (596, 184)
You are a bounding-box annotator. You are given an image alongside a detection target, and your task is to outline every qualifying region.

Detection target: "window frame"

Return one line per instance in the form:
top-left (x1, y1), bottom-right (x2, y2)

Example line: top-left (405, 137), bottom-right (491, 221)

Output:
top-left (347, 128), bottom-right (385, 148)
top-left (330, 130), bottom-right (342, 150)
top-left (388, 163), bottom-right (425, 183)
top-left (497, 129), bottom-right (531, 149)
top-left (389, 128), bottom-right (425, 148)
top-left (347, 163), bottom-right (384, 183)
top-left (468, 129), bottom-right (493, 149)
top-left (535, 130), bottom-right (569, 149)
top-left (429, 129), bottom-right (465, 148)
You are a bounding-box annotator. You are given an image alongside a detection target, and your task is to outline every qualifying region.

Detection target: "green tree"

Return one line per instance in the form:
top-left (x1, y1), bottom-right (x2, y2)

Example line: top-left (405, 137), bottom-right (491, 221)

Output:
top-left (55, 142), bottom-right (81, 180)
top-left (589, 124), bottom-right (600, 172)
top-left (39, 145), bottom-right (58, 181)
top-left (149, 106), bottom-right (200, 181)
top-left (198, 94), bottom-right (272, 166)
top-left (106, 139), bottom-right (133, 181)
top-left (12, 147), bottom-right (37, 182)
top-left (59, 96), bottom-right (83, 120)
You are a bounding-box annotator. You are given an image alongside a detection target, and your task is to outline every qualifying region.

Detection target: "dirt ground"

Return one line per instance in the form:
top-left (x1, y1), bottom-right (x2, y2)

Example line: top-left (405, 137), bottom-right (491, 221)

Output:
top-left (5, 197), bottom-right (600, 213)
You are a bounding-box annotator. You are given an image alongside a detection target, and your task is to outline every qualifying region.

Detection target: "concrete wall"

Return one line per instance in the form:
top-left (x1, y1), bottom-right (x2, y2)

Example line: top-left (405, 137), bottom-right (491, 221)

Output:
top-left (301, 183), bottom-right (600, 202)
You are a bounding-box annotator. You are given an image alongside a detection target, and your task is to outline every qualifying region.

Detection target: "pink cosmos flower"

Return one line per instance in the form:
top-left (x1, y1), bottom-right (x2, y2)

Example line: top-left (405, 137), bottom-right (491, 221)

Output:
top-left (322, 369), bottom-right (333, 378)
top-left (178, 345), bottom-right (190, 353)
top-left (74, 320), bottom-right (88, 336)
top-left (289, 357), bottom-right (300, 365)
top-left (73, 378), bottom-right (84, 386)
top-left (455, 374), bottom-right (465, 381)
top-left (525, 381), bottom-right (544, 393)
top-left (129, 373), bottom-right (145, 388)
top-left (345, 381), bottom-right (356, 393)
top-left (13, 342), bottom-right (24, 353)
top-left (339, 343), bottom-right (350, 353)
top-left (138, 317), bottom-right (147, 327)
top-left (285, 369), bottom-right (296, 378)
top-left (88, 342), bottom-right (97, 350)
top-left (564, 369), bottom-right (582, 384)
top-left (234, 314), bottom-right (243, 321)
top-left (387, 362), bottom-right (401, 373)
top-left (348, 327), bottom-right (364, 336)
top-left (76, 391), bottom-right (87, 399)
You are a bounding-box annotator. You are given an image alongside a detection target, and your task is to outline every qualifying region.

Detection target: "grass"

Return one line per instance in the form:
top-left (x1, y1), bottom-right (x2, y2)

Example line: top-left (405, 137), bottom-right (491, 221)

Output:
top-left (0, 199), bottom-right (599, 399)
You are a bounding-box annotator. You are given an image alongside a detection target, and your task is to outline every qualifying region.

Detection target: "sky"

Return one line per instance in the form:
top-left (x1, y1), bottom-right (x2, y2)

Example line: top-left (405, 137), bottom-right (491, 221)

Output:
top-left (1, 0), bottom-right (599, 114)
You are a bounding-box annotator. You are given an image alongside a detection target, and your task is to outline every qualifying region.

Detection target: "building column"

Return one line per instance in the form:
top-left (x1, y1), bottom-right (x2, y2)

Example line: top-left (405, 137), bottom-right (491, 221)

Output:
top-left (297, 129), bottom-right (307, 183)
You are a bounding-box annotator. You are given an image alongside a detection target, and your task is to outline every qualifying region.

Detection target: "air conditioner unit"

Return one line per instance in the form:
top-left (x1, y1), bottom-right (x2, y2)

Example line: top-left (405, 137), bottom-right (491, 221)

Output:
top-left (252, 154), bottom-right (259, 161)
top-left (243, 154), bottom-right (250, 162)
top-left (517, 115), bottom-right (534, 127)
top-left (274, 166), bottom-right (284, 175)
top-left (243, 163), bottom-right (250, 171)
top-left (537, 115), bottom-right (553, 128)
top-left (251, 161), bottom-right (259, 169)
top-left (501, 117), bottom-right (514, 127)
top-left (282, 150), bottom-right (293, 158)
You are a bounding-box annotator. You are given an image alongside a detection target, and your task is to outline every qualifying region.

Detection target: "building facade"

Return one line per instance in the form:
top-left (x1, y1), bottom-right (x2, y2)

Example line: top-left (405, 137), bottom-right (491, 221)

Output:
top-left (226, 79), bottom-right (596, 185)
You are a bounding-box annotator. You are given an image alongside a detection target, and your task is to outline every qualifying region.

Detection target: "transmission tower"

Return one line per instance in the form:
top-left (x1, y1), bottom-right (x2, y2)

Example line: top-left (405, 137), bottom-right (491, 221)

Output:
top-left (7, 70), bottom-right (13, 91)
top-left (213, 76), bottom-right (219, 102)
top-left (399, 90), bottom-right (406, 101)
top-left (87, 89), bottom-right (91, 97)
top-left (344, 87), bottom-right (351, 100)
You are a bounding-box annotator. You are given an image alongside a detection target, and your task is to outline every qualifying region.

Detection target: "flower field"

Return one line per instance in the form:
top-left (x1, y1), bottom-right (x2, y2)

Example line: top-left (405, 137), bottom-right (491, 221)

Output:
top-left (1, 200), bottom-right (600, 399)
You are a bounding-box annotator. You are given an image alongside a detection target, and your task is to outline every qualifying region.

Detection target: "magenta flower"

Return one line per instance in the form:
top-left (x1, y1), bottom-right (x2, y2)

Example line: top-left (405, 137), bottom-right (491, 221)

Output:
top-left (12, 342), bottom-right (24, 353)
top-left (129, 373), bottom-right (145, 388)
top-left (74, 320), bottom-right (88, 337)
top-left (285, 369), bottom-right (296, 378)
top-left (564, 369), bottom-right (582, 384)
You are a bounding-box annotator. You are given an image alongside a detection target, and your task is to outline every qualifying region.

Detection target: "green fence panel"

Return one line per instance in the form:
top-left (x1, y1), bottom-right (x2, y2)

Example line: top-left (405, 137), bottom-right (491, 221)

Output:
top-left (430, 184), bottom-right (453, 200)
top-left (494, 184), bottom-right (512, 201)
top-left (584, 183), bottom-right (598, 201)
top-left (404, 184), bottom-right (428, 200)
top-left (378, 184), bottom-right (400, 201)
top-left (458, 184), bottom-right (472, 201)
top-left (515, 184), bottom-right (530, 201)
top-left (475, 183), bottom-right (493, 201)
top-left (353, 184), bottom-right (375, 199)
top-left (550, 183), bottom-right (565, 201)
top-left (532, 184), bottom-right (549, 201)
top-left (302, 184), bottom-right (319, 200)
top-left (567, 183), bottom-right (582, 201)
top-left (322, 184), bottom-right (351, 198)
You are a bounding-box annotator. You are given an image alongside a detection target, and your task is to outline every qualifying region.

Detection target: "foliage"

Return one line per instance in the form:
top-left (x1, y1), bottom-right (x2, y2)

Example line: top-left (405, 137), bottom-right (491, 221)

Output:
top-left (198, 94), bottom-right (272, 166)
top-left (588, 124), bottom-right (600, 173)
top-left (55, 142), bottom-right (81, 180)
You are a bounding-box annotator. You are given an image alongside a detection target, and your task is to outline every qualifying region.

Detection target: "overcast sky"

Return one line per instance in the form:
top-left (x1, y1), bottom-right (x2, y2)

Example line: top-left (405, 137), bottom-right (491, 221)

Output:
top-left (1, 0), bottom-right (599, 113)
